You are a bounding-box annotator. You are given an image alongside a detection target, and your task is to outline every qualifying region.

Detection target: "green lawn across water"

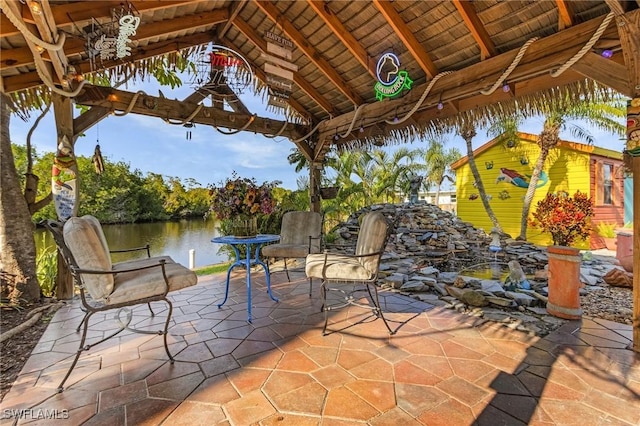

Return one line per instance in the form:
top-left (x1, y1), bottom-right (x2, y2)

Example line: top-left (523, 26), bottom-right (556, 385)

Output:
top-left (193, 262), bottom-right (232, 276)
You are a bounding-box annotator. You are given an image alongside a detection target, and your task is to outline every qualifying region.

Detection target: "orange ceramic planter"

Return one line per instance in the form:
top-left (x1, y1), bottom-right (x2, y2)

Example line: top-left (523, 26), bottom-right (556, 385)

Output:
top-left (546, 245), bottom-right (582, 320)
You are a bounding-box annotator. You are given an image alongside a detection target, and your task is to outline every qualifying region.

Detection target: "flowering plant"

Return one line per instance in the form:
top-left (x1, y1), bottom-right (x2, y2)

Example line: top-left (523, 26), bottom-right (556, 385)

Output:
top-left (208, 172), bottom-right (277, 220)
top-left (529, 190), bottom-right (594, 247)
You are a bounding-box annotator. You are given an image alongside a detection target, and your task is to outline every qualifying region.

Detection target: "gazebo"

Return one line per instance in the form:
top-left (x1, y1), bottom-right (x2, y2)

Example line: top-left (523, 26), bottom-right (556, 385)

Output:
top-left (1, 1), bottom-right (638, 349)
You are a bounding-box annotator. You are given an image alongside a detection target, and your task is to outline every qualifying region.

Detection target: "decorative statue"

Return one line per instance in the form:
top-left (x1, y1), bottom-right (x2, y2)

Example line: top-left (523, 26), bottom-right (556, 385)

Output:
top-left (408, 174), bottom-right (423, 204)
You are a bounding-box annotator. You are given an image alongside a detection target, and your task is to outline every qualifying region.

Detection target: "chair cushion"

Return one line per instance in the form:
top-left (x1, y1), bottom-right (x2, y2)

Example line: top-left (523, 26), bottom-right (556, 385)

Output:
top-left (81, 215), bottom-right (111, 267)
top-left (305, 253), bottom-right (373, 281)
top-left (279, 211), bottom-right (323, 252)
top-left (106, 256), bottom-right (197, 305)
top-left (63, 216), bottom-right (114, 301)
top-left (262, 243), bottom-right (313, 259)
top-left (355, 212), bottom-right (389, 274)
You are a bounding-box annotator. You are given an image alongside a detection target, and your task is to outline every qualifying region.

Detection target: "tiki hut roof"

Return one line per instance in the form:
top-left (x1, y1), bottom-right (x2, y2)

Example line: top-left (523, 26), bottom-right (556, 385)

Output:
top-left (1, 1), bottom-right (638, 154)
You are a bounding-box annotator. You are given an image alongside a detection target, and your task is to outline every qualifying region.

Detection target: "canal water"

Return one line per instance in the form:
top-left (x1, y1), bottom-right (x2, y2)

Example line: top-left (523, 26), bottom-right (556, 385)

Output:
top-left (36, 217), bottom-right (228, 268)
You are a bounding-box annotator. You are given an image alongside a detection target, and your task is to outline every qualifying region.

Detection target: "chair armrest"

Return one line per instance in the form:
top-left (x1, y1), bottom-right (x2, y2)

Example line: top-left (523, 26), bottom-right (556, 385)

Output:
top-left (72, 259), bottom-right (170, 293)
top-left (110, 244), bottom-right (151, 258)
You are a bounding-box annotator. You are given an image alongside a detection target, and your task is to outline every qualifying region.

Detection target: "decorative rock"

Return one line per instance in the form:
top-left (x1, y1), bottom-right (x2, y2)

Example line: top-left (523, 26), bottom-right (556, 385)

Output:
top-left (602, 268), bottom-right (633, 288)
top-left (400, 280), bottom-right (429, 292)
top-left (505, 291), bottom-right (537, 307)
top-left (485, 296), bottom-right (517, 308)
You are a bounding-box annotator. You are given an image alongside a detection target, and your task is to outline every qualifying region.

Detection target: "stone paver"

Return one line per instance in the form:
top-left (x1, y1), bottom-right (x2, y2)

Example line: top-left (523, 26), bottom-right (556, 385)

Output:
top-left (1, 270), bottom-right (639, 425)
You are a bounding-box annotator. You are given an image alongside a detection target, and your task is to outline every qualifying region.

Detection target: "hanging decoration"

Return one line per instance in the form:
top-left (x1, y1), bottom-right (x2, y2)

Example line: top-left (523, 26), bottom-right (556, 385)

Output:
top-left (626, 97), bottom-right (640, 156)
top-left (374, 52), bottom-right (413, 101)
top-left (189, 44), bottom-right (255, 105)
top-left (84, 3), bottom-right (140, 71)
top-left (263, 31), bottom-right (296, 112)
top-left (92, 125), bottom-right (104, 175)
top-left (51, 135), bottom-right (78, 221)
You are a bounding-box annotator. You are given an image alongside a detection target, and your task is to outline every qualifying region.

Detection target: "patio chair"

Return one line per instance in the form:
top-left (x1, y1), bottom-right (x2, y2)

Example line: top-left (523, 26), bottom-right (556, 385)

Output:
top-left (305, 211), bottom-right (394, 335)
top-left (43, 215), bottom-right (197, 392)
top-left (261, 211), bottom-right (323, 296)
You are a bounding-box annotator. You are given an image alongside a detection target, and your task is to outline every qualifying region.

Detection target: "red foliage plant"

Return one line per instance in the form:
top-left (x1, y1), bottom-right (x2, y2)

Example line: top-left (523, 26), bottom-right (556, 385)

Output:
top-left (529, 190), bottom-right (594, 247)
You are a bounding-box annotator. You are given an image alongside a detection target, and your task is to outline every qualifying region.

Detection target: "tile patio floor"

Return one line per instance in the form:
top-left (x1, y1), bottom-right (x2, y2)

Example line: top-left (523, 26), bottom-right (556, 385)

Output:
top-left (1, 268), bottom-right (639, 425)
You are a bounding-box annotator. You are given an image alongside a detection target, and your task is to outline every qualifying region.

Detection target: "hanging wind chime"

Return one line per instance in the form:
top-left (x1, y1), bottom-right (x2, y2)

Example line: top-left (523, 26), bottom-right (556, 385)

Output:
top-left (92, 125), bottom-right (105, 175)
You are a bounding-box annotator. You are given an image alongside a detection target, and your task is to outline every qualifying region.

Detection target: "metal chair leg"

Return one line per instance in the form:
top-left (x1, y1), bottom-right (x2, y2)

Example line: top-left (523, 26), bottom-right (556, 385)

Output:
top-left (162, 298), bottom-right (175, 364)
top-left (367, 283), bottom-right (395, 335)
top-left (147, 302), bottom-right (155, 317)
top-left (321, 280), bottom-right (329, 335)
top-left (59, 310), bottom-right (94, 393)
top-left (283, 258), bottom-right (291, 282)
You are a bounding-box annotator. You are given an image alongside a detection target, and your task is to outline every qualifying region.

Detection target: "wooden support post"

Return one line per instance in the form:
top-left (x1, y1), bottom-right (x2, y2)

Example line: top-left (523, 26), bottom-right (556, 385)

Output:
top-left (52, 94), bottom-right (76, 300)
top-left (626, 95), bottom-right (640, 352)
top-left (633, 155), bottom-right (639, 352)
top-left (310, 161), bottom-right (322, 213)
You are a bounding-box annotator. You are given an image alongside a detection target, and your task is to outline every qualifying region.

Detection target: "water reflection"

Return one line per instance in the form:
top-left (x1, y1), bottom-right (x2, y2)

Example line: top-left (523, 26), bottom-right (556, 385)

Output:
top-left (36, 217), bottom-right (227, 268)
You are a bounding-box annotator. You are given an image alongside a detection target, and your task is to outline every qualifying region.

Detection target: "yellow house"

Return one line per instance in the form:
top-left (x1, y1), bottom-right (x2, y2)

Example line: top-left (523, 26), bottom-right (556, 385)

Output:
top-left (450, 132), bottom-right (625, 249)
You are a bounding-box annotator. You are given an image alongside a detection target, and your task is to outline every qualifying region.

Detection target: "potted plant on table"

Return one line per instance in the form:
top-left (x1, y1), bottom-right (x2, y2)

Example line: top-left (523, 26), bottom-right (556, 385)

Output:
top-left (208, 172), bottom-right (277, 237)
top-left (529, 190), bottom-right (594, 319)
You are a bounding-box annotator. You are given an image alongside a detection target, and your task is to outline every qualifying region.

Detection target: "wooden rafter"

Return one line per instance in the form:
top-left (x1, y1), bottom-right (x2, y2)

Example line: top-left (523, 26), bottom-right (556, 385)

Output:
top-left (1, 8), bottom-right (230, 72)
top-left (452, 0), bottom-right (496, 60)
top-left (28, 0), bottom-right (67, 85)
top-left (73, 85), bottom-right (307, 140)
top-left (315, 13), bottom-right (624, 142)
top-left (372, 0), bottom-right (438, 79)
top-left (232, 17), bottom-right (338, 117)
top-left (217, 0), bottom-right (247, 39)
top-left (555, 0), bottom-right (574, 29)
top-left (613, 8), bottom-right (640, 97)
top-left (1, 0), bottom-right (203, 37)
top-left (306, 0), bottom-right (376, 78)
top-left (254, 0), bottom-right (362, 106)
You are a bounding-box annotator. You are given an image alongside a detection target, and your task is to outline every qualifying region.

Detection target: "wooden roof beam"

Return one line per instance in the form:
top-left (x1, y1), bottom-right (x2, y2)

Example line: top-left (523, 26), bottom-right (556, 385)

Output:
top-left (0, 0), bottom-right (58, 88)
top-left (452, 0), bottom-right (497, 60)
top-left (74, 85), bottom-right (308, 140)
top-left (306, 0), bottom-right (376, 78)
top-left (1, 8), bottom-right (230, 72)
top-left (3, 31), bottom-right (215, 93)
top-left (232, 17), bottom-right (338, 117)
top-left (29, 0), bottom-right (68, 86)
top-left (1, 0), bottom-right (204, 37)
top-left (316, 12), bottom-right (625, 140)
top-left (556, 0), bottom-right (574, 29)
top-left (373, 0), bottom-right (438, 78)
top-left (254, 0), bottom-right (363, 106)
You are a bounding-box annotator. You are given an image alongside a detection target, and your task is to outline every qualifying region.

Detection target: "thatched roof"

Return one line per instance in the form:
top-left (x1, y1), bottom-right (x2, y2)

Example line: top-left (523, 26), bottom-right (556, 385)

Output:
top-left (1, 0), bottom-right (639, 155)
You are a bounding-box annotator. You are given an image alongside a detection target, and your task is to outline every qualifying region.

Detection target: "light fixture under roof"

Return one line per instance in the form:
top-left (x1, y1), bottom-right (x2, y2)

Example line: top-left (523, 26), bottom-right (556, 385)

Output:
top-left (27, 0), bottom-right (42, 15)
top-left (502, 82), bottom-right (510, 93)
top-left (601, 49), bottom-right (613, 58)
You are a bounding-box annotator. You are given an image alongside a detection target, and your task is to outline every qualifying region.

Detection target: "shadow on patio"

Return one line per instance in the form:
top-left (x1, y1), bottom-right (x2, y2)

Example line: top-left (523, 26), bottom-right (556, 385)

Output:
top-left (1, 269), bottom-right (639, 425)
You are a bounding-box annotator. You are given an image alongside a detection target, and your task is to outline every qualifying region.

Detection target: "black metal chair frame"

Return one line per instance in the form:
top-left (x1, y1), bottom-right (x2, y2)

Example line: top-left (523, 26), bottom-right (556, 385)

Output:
top-left (43, 220), bottom-right (177, 393)
top-left (318, 215), bottom-right (395, 336)
top-left (264, 212), bottom-right (324, 296)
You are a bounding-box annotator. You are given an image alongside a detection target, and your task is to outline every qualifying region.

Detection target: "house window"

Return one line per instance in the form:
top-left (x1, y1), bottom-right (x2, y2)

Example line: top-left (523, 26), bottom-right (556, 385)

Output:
top-left (602, 164), bottom-right (613, 205)
top-left (450, 194), bottom-right (457, 203)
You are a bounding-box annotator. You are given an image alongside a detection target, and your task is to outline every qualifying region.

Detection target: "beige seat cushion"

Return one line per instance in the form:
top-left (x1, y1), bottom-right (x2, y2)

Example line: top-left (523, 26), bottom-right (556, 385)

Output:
top-left (262, 211), bottom-right (322, 259)
top-left (262, 243), bottom-right (311, 258)
top-left (81, 215), bottom-right (111, 263)
top-left (63, 216), bottom-right (114, 301)
top-left (305, 253), bottom-right (373, 281)
top-left (106, 256), bottom-right (197, 305)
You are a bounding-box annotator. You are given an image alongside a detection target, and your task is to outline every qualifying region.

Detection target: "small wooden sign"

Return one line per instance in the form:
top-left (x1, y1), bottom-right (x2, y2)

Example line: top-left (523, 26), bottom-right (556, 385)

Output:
top-left (265, 63), bottom-right (294, 81)
top-left (265, 31), bottom-right (294, 49)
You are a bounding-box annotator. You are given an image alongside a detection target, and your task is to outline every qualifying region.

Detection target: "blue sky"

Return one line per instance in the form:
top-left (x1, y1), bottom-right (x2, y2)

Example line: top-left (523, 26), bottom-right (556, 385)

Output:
top-left (9, 77), bottom-right (627, 191)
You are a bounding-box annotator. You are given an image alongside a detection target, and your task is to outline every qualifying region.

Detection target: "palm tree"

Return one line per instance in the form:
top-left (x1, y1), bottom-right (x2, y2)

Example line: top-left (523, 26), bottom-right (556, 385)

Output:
top-left (420, 138), bottom-right (462, 207)
top-left (488, 97), bottom-right (626, 241)
top-left (460, 123), bottom-right (503, 232)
